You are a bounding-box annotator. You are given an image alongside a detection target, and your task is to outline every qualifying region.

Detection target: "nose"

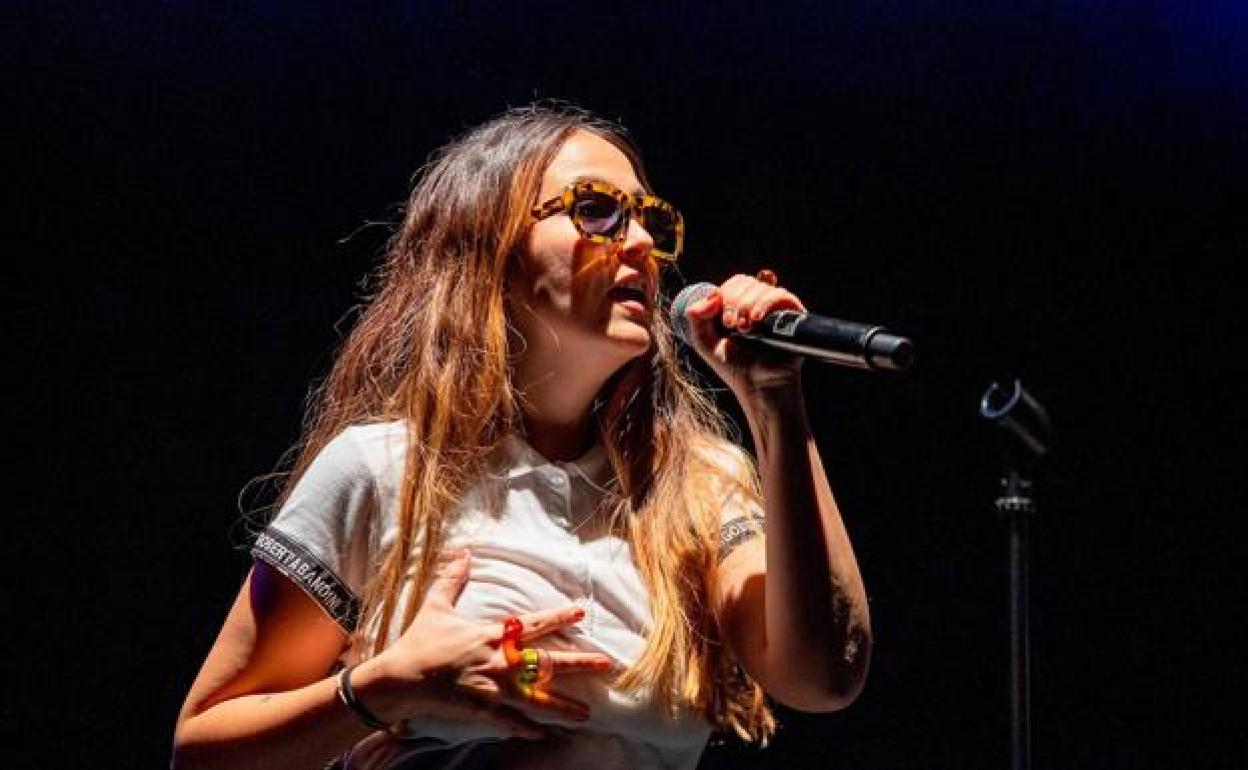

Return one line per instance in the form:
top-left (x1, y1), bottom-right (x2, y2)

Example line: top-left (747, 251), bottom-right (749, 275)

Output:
top-left (618, 213), bottom-right (656, 270)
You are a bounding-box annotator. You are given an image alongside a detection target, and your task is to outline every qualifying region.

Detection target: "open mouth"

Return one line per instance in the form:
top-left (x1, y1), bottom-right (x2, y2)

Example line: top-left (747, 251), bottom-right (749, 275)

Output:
top-left (607, 285), bottom-right (649, 308)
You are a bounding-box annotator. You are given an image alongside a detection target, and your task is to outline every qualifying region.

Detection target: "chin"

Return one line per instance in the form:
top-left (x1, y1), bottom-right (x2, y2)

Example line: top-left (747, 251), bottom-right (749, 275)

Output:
top-left (605, 322), bottom-right (653, 357)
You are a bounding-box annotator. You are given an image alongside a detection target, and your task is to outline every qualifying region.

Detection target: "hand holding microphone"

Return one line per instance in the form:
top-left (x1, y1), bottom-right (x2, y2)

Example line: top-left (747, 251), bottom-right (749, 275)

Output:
top-left (672, 272), bottom-right (913, 374)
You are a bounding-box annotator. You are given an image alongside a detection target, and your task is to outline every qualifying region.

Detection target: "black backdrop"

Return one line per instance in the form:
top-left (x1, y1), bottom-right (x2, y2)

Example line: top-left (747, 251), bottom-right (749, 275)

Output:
top-left (9, 2), bottom-right (1246, 768)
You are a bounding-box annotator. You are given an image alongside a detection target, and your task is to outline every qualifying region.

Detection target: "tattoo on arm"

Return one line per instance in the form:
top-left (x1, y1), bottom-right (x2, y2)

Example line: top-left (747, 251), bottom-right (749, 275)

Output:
top-left (718, 515), bottom-right (764, 561)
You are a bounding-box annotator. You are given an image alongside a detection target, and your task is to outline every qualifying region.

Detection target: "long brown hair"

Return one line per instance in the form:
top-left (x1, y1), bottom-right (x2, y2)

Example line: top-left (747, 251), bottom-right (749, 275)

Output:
top-left (279, 104), bottom-right (774, 741)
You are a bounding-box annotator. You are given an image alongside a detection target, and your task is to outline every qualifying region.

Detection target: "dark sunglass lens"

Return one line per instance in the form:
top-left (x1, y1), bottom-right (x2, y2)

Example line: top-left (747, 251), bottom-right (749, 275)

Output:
top-left (572, 192), bottom-right (624, 236)
top-left (641, 207), bottom-right (678, 255)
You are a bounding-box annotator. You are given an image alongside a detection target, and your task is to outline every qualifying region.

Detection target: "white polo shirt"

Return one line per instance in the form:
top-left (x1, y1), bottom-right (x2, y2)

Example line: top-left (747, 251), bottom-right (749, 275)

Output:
top-left (252, 421), bottom-right (756, 770)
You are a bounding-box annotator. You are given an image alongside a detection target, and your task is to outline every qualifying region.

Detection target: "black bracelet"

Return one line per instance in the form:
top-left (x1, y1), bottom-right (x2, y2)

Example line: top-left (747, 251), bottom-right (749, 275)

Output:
top-left (336, 664), bottom-right (390, 731)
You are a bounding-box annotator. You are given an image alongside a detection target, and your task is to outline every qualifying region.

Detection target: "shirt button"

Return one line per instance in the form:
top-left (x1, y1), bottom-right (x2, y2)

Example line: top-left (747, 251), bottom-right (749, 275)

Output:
top-left (547, 472), bottom-right (566, 487)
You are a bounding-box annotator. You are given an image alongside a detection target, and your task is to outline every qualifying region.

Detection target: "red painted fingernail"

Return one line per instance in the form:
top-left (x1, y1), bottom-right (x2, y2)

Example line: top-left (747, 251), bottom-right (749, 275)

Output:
top-left (572, 608), bottom-right (585, 620)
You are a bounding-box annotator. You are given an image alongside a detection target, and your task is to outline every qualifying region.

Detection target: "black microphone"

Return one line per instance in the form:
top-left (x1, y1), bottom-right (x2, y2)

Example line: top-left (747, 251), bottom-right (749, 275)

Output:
top-left (670, 282), bottom-right (914, 371)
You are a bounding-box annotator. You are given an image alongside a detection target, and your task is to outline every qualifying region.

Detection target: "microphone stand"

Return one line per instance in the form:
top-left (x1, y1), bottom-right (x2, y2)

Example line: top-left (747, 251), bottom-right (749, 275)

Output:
top-left (980, 380), bottom-right (1053, 770)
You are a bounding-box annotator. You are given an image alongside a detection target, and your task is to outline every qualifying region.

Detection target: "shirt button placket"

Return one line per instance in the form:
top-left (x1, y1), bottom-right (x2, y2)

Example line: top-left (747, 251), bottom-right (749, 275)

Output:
top-left (544, 469), bottom-right (570, 528)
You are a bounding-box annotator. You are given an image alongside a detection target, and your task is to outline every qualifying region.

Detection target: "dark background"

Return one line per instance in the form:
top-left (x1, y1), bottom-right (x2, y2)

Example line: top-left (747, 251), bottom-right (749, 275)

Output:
top-left (9, 2), bottom-right (1246, 768)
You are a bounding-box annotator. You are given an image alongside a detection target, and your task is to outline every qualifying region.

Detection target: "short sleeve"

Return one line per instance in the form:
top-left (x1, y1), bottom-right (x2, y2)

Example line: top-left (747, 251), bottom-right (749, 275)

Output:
top-left (250, 429), bottom-right (379, 632)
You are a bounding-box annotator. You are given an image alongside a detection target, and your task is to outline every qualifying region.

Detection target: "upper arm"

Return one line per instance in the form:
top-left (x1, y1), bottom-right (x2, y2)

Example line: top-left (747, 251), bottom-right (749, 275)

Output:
top-left (716, 532), bottom-right (768, 685)
top-left (699, 441), bottom-right (771, 685)
top-left (175, 562), bottom-right (349, 730)
top-left (176, 429), bottom-right (381, 739)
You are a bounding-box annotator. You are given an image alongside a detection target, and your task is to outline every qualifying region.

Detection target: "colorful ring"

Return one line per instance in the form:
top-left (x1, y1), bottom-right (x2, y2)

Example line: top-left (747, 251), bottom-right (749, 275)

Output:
top-left (522, 647), bottom-right (540, 667)
top-left (502, 616), bottom-right (523, 644)
top-left (518, 647), bottom-right (541, 685)
top-left (500, 616), bottom-right (524, 666)
top-left (755, 268), bottom-right (778, 286)
top-left (512, 646), bottom-right (553, 696)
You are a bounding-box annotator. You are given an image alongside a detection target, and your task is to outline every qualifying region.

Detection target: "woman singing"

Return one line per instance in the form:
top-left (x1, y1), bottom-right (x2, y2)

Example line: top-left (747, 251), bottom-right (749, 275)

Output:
top-left (173, 104), bottom-right (871, 770)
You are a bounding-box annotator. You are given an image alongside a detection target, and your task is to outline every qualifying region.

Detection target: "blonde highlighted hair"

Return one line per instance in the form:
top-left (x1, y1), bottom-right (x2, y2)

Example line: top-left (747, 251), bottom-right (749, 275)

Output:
top-left (278, 104), bottom-right (774, 741)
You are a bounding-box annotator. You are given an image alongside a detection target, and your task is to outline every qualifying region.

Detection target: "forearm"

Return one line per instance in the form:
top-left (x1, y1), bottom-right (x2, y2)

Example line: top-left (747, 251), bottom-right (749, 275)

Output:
top-left (173, 658), bottom-right (399, 770)
top-left (742, 382), bottom-right (872, 708)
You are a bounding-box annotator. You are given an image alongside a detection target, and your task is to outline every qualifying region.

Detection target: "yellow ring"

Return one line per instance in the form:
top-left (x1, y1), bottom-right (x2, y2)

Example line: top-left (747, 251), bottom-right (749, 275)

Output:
top-left (514, 646), bottom-right (542, 691)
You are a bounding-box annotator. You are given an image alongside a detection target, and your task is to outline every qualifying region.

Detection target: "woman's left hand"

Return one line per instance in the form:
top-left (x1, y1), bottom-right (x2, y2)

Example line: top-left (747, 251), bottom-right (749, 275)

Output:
top-left (681, 272), bottom-right (807, 399)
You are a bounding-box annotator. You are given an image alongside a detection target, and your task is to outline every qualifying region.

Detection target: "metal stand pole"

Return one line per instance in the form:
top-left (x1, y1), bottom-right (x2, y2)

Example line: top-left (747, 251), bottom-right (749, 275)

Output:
top-left (998, 472), bottom-right (1033, 770)
top-left (980, 380), bottom-right (1051, 770)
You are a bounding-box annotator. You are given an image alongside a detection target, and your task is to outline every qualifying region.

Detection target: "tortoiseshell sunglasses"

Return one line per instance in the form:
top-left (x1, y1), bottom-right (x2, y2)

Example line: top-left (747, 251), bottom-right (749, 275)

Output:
top-left (530, 180), bottom-right (685, 262)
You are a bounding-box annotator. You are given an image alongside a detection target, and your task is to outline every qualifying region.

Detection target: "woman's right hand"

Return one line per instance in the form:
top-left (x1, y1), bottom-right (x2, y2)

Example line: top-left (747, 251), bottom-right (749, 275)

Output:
top-left (360, 550), bottom-right (613, 738)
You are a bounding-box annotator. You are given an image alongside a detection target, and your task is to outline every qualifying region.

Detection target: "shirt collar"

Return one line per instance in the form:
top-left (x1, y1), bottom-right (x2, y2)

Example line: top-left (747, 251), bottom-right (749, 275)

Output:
top-left (497, 433), bottom-right (612, 489)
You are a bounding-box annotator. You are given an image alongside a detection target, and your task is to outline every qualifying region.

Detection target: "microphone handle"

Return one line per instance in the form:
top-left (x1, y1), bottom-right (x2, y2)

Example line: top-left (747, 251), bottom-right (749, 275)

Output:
top-left (734, 310), bottom-right (914, 371)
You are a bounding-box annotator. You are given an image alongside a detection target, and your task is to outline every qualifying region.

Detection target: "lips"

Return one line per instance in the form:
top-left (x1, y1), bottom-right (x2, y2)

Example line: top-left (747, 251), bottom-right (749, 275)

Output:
top-left (607, 284), bottom-right (649, 306)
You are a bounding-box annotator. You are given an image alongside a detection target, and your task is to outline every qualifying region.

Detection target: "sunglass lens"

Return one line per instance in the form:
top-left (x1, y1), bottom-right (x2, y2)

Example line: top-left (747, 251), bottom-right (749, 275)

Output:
top-left (571, 191), bottom-right (625, 238)
top-left (641, 206), bottom-right (679, 257)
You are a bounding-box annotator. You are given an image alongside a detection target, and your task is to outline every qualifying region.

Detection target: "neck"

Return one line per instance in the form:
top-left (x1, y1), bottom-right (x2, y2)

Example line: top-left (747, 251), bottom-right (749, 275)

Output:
top-left (522, 410), bottom-right (595, 462)
top-left (513, 349), bottom-right (622, 462)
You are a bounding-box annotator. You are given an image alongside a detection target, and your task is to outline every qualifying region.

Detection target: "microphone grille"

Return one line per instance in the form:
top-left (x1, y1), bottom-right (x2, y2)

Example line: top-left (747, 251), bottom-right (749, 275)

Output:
top-left (670, 282), bottom-right (715, 346)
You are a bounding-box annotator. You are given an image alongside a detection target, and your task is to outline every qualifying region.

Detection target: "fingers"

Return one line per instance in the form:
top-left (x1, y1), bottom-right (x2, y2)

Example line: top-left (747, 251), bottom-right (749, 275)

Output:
top-left (545, 650), bottom-right (614, 675)
top-left (461, 672), bottom-right (503, 697)
top-left (530, 687), bottom-right (591, 722)
top-left (475, 609), bottom-right (616, 726)
top-left (681, 274), bottom-right (806, 347)
top-left (427, 549), bottom-right (472, 607)
top-left (473, 685), bottom-right (589, 735)
top-left (510, 687), bottom-right (591, 723)
top-left (719, 274), bottom-right (805, 332)
top-left (484, 607), bottom-right (611, 659)
top-left (516, 606), bottom-right (586, 642)
top-left (683, 287), bottom-right (726, 353)
top-left (486, 606), bottom-right (606, 673)
top-left (443, 681), bottom-right (548, 740)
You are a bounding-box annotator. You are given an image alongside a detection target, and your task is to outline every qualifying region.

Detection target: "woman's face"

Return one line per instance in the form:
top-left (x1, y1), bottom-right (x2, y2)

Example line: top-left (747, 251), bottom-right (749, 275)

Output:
top-left (511, 130), bottom-right (660, 370)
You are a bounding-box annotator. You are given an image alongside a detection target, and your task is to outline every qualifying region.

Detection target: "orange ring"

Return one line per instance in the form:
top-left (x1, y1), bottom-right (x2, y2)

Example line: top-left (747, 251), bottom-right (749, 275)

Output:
top-left (502, 638), bottom-right (521, 667)
top-left (755, 268), bottom-right (778, 286)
